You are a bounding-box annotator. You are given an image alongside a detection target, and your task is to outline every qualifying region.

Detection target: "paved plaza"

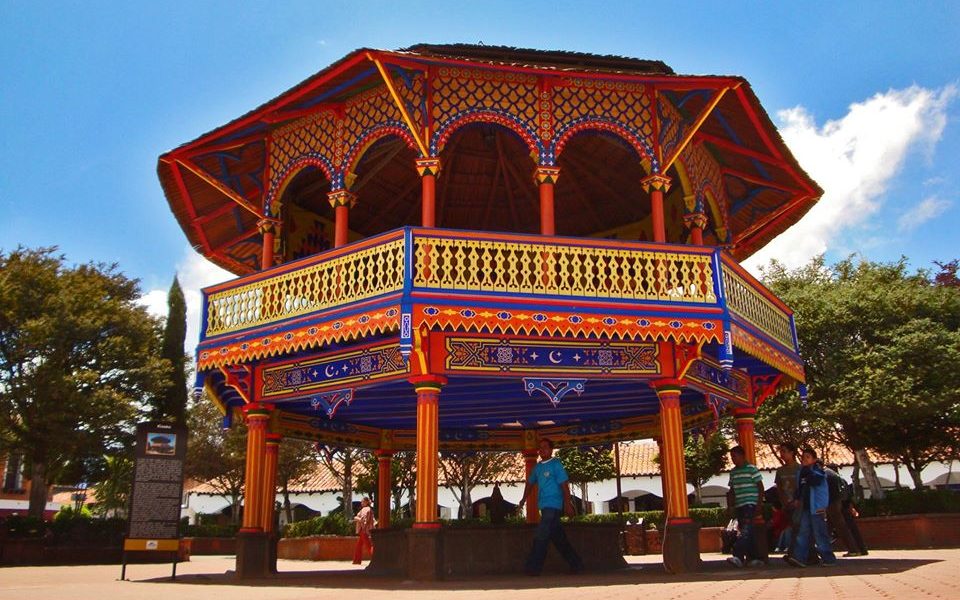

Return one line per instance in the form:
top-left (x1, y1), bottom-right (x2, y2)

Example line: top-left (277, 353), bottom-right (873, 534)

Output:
top-left (1, 549), bottom-right (958, 600)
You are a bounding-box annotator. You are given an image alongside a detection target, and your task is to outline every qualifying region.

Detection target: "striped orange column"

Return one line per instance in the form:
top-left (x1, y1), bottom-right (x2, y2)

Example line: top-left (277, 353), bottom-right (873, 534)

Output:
top-left (411, 375), bottom-right (446, 528)
top-left (261, 433), bottom-right (281, 533)
top-left (522, 449), bottom-right (540, 523)
top-left (733, 408), bottom-right (758, 466)
top-left (375, 450), bottom-right (393, 528)
top-left (240, 404), bottom-right (271, 532)
top-left (653, 380), bottom-right (690, 523)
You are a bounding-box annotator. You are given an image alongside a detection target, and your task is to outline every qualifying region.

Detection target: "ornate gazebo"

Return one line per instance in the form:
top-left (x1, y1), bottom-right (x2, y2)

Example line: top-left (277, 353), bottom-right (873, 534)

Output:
top-left (158, 44), bottom-right (819, 578)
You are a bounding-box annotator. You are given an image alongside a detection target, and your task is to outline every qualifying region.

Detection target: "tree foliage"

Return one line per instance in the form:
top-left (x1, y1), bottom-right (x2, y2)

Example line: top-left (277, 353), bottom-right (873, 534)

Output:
top-left (683, 432), bottom-right (728, 504)
top-left (185, 396), bottom-right (246, 522)
top-left (0, 247), bottom-right (168, 516)
top-left (91, 453), bottom-right (134, 518)
top-left (761, 255), bottom-right (960, 491)
top-left (276, 439), bottom-right (320, 523)
top-left (149, 277), bottom-right (188, 425)
top-left (439, 451), bottom-right (517, 517)
top-left (557, 446), bottom-right (616, 511)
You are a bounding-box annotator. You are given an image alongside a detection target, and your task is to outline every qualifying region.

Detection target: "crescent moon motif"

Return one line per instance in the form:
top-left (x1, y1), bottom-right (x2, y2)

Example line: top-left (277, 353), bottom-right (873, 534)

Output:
top-left (324, 365), bottom-right (336, 378)
top-left (548, 351), bottom-right (562, 365)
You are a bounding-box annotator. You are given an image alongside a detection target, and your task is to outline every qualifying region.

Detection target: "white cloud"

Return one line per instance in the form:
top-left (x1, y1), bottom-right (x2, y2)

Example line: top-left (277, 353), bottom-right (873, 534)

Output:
top-left (139, 247), bottom-right (233, 356)
top-left (744, 85), bottom-right (956, 274)
top-left (897, 196), bottom-right (952, 232)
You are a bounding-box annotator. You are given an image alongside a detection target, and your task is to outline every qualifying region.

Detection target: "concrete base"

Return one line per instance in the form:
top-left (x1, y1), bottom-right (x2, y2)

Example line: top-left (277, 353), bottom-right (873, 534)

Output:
top-left (406, 527), bottom-right (443, 581)
top-left (662, 520), bottom-right (701, 573)
top-left (752, 521), bottom-right (769, 562)
top-left (235, 530), bottom-right (271, 579)
top-left (368, 523), bottom-right (626, 580)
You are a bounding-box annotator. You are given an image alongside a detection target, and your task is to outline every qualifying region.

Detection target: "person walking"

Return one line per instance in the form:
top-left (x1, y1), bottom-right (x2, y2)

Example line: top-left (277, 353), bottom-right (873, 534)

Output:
top-left (352, 497), bottom-right (376, 565)
top-left (726, 445), bottom-right (765, 568)
top-left (517, 438), bottom-right (584, 576)
top-left (785, 447), bottom-right (837, 567)
top-left (774, 443), bottom-right (800, 553)
top-left (824, 463), bottom-right (861, 556)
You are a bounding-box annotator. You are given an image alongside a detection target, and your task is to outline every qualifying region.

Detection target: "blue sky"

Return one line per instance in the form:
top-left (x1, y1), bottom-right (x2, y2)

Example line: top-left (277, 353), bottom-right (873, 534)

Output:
top-left (1, 2), bottom-right (958, 346)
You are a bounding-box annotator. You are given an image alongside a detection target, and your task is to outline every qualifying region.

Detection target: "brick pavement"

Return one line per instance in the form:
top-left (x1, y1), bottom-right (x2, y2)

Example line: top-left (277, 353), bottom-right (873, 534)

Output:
top-left (1, 549), bottom-right (958, 600)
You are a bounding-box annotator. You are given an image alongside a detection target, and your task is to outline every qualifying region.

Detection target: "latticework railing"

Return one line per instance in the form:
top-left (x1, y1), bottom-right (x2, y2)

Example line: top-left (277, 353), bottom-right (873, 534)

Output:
top-left (721, 261), bottom-right (794, 348)
top-left (204, 238), bottom-right (406, 336)
top-left (411, 235), bottom-right (716, 303)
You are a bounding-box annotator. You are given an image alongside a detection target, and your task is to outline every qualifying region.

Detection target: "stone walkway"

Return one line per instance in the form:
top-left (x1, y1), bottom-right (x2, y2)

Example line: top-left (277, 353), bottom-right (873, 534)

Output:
top-left (1, 549), bottom-right (958, 600)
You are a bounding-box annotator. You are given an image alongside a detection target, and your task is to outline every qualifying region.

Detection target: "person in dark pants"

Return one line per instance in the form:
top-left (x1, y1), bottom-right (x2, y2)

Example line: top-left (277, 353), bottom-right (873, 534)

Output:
top-left (824, 463), bottom-right (862, 556)
top-left (517, 438), bottom-right (583, 576)
top-left (726, 445), bottom-right (765, 568)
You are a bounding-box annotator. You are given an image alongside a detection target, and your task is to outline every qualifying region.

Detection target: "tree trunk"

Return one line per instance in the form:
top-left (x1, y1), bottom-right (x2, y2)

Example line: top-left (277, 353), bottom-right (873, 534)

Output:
top-left (854, 449), bottom-right (884, 499)
top-left (283, 481), bottom-right (293, 523)
top-left (893, 460), bottom-right (902, 488)
top-left (694, 482), bottom-right (703, 505)
top-left (903, 461), bottom-right (925, 490)
top-left (231, 492), bottom-right (241, 524)
top-left (27, 460), bottom-right (48, 518)
top-left (851, 463), bottom-right (863, 502)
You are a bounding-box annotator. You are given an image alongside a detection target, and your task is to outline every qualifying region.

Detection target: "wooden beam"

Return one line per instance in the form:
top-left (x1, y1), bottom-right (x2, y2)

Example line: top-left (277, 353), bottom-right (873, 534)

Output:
top-left (367, 52), bottom-right (429, 157)
top-left (661, 86), bottom-right (733, 173)
top-left (353, 141), bottom-right (407, 192)
top-left (494, 130), bottom-right (521, 231)
top-left (195, 202), bottom-right (239, 225)
top-left (722, 168), bottom-right (804, 195)
top-left (560, 160), bottom-right (605, 231)
top-left (176, 159), bottom-right (263, 218)
top-left (211, 228), bottom-right (259, 253)
top-left (164, 158), bottom-right (212, 253)
top-left (696, 132), bottom-right (782, 166)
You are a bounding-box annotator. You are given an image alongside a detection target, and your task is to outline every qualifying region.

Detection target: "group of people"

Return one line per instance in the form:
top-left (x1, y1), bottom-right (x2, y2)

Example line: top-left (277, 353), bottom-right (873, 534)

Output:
top-left (726, 442), bottom-right (869, 569)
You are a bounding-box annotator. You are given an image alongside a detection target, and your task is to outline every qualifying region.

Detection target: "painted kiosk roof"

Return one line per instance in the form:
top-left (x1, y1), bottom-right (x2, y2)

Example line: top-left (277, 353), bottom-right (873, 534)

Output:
top-left (160, 45), bottom-right (818, 450)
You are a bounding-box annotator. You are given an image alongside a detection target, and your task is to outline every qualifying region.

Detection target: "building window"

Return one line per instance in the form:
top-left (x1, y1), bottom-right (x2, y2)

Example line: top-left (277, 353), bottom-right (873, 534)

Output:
top-left (3, 454), bottom-right (24, 493)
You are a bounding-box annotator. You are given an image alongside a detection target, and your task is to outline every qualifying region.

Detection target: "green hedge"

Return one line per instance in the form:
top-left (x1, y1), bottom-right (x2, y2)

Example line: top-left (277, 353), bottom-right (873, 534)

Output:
top-left (574, 507), bottom-right (730, 528)
top-left (858, 489), bottom-right (960, 518)
top-left (283, 513), bottom-right (353, 538)
top-left (182, 522), bottom-right (240, 538)
top-left (2, 513), bottom-right (126, 544)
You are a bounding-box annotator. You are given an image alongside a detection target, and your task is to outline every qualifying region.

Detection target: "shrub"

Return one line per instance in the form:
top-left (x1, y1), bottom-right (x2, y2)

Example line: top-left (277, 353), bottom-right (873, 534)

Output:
top-left (858, 489), bottom-right (960, 517)
top-left (283, 513), bottom-right (352, 538)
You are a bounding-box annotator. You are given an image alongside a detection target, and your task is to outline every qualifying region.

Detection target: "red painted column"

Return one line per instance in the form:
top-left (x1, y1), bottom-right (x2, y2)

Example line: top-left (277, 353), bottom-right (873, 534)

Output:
top-left (652, 379), bottom-right (690, 523)
top-left (416, 158), bottom-right (441, 227)
top-left (641, 174), bottom-right (672, 243)
top-left (535, 166), bottom-right (560, 235)
top-left (327, 190), bottom-right (357, 248)
top-left (261, 433), bottom-right (281, 533)
top-left (411, 375), bottom-right (447, 528)
top-left (733, 408), bottom-right (758, 466)
top-left (522, 449), bottom-right (540, 523)
top-left (683, 212), bottom-right (707, 246)
top-left (257, 218), bottom-right (280, 269)
top-left (240, 404), bottom-right (272, 532)
top-left (375, 450), bottom-right (393, 528)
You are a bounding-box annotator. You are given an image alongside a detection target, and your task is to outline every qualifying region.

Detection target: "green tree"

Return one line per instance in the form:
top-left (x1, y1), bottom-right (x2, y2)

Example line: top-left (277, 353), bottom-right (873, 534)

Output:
top-left (556, 446), bottom-right (615, 513)
top-left (683, 432), bottom-right (728, 505)
top-left (439, 451), bottom-right (516, 518)
top-left (762, 256), bottom-right (960, 495)
top-left (276, 439), bottom-right (320, 523)
top-left (185, 396), bottom-right (246, 523)
top-left (0, 247), bottom-right (168, 517)
top-left (149, 277), bottom-right (188, 425)
top-left (91, 453), bottom-right (134, 518)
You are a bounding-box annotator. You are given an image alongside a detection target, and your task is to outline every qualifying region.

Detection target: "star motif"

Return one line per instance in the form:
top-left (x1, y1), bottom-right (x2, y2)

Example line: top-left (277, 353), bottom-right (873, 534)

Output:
top-left (573, 353), bottom-right (582, 362)
top-left (530, 352), bottom-right (539, 360)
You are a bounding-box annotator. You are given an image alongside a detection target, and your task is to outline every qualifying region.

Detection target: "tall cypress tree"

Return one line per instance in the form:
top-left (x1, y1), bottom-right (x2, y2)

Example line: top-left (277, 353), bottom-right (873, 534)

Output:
top-left (155, 277), bottom-right (188, 425)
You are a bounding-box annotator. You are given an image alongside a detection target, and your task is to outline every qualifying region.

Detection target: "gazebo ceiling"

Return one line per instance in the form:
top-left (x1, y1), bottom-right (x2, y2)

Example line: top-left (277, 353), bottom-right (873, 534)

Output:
top-left (158, 44), bottom-right (821, 275)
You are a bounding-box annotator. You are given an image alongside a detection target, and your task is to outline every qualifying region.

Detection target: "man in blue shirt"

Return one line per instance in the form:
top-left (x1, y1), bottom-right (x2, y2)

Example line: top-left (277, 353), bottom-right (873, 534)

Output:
top-left (517, 438), bottom-right (583, 575)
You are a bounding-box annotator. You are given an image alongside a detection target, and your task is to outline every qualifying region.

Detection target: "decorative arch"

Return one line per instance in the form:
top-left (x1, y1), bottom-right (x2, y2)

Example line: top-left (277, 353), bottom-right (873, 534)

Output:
top-left (551, 118), bottom-right (655, 169)
top-left (701, 186), bottom-right (728, 242)
top-left (266, 155), bottom-right (337, 217)
top-left (342, 123), bottom-right (421, 177)
top-left (430, 109), bottom-right (542, 158)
